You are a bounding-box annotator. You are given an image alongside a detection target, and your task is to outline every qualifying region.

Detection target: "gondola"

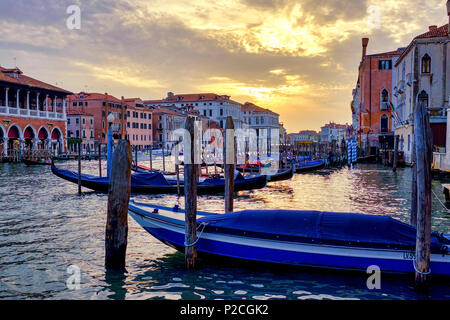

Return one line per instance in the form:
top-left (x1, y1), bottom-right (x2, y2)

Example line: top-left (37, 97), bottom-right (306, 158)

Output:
top-left (267, 167), bottom-right (295, 182)
top-left (357, 155), bottom-right (377, 163)
top-left (128, 201), bottom-right (450, 276)
top-left (295, 160), bottom-right (325, 173)
top-left (51, 164), bottom-right (267, 195)
top-left (23, 158), bottom-right (52, 166)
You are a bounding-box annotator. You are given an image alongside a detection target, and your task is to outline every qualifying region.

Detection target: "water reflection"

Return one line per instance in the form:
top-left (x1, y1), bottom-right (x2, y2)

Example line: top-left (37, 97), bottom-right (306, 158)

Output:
top-left (0, 160), bottom-right (449, 300)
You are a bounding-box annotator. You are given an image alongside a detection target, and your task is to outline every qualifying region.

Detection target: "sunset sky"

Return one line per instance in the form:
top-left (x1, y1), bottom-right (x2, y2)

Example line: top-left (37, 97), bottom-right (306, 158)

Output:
top-left (0, 0), bottom-right (447, 132)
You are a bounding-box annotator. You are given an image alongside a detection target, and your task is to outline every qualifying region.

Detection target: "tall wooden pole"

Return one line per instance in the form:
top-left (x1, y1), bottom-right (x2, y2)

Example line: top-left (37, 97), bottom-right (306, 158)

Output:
top-left (149, 147), bottom-right (153, 171)
top-left (162, 144), bottom-right (166, 172)
top-left (134, 147), bottom-right (138, 167)
top-left (224, 116), bottom-right (235, 213)
top-left (184, 117), bottom-right (197, 269)
top-left (98, 144), bottom-right (102, 177)
top-left (77, 142), bottom-right (82, 195)
top-left (414, 102), bottom-right (433, 290)
top-left (393, 135), bottom-right (399, 172)
top-left (105, 140), bottom-right (132, 270)
top-left (411, 133), bottom-right (418, 226)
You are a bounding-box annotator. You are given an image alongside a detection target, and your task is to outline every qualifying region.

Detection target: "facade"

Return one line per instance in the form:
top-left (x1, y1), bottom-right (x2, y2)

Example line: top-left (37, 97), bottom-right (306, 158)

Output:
top-left (354, 38), bottom-right (404, 154)
top-left (125, 98), bottom-right (154, 151)
top-left (288, 130), bottom-right (319, 146)
top-left (393, 21), bottom-right (450, 164)
top-left (320, 123), bottom-right (347, 144)
top-left (241, 102), bottom-right (280, 131)
top-left (66, 92), bottom-right (126, 145)
top-left (67, 111), bottom-right (95, 153)
top-left (151, 106), bottom-right (187, 150)
top-left (144, 92), bottom-right (243, 129)
top-left (0, 66), bottom-right (70, 158)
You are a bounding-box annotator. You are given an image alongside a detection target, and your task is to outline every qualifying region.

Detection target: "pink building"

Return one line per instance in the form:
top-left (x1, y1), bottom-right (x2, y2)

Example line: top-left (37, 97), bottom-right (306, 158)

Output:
top-left (125, 98), bottom-right (154, 151)
top-left (67, 109), bottom-right (96, 153)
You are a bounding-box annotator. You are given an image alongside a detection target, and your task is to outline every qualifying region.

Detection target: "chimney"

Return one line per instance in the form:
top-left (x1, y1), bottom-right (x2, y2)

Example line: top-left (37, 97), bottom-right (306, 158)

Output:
top-left (429, 25), bottom-right (437, 31)
top-left (362, 38), bottom-right (369, 58)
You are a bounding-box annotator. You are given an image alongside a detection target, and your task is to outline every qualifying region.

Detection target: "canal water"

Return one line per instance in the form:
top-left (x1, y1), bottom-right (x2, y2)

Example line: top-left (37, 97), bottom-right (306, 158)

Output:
top-left (0, 158), bottom-right (449, 300)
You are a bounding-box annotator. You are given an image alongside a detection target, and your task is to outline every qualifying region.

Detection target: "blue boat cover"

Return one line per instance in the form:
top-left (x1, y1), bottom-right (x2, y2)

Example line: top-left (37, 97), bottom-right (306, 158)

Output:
top-left (53, 166), bottom-right (170, 186)
top-left (198, 210), bottom-right (445, 250)
top-left (297, 160), bottom-right (324, 167)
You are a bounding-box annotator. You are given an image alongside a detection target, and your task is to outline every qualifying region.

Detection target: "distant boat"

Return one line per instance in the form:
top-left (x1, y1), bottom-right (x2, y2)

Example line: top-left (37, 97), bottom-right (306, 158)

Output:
top-left (267, 167), bottom-right (295, 182)
top-left (129, 201), bottom-right (450, 276)
top-left (295, 160), bottom-right (325, 173)
top-left (23, 158), bottom-right (52, 166)
top-left (51, 164), bottom-right (267, 195)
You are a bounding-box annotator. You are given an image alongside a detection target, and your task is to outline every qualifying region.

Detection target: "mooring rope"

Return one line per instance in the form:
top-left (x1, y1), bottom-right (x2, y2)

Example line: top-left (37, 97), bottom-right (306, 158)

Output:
top-left (184, 222), bottom-right (208, 247)
top-left (431, 189), bottom-right (450, 213)
top-left (413, 258), bottom-right (432, 275)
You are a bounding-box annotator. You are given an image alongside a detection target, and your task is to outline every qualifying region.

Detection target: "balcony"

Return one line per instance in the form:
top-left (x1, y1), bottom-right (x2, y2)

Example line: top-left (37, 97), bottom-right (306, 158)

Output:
top-left (0, 105), bottom-right (66, 121)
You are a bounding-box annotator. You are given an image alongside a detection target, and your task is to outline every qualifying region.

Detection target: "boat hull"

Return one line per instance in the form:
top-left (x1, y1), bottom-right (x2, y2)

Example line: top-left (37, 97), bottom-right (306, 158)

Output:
top-left (267, 167), bottom-right (294, 182)
top-left (129, 203), bottom-right (450, 276)
top-left (295, 161), bottom-right (325, 173)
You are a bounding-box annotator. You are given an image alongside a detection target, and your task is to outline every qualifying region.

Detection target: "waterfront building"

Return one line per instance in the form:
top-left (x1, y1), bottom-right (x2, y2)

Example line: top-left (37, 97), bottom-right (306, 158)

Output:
top-left (151, 106), bottom-right (187, 150)
top-left (66, 110), bottom-right (95, 154)
top-left (288, 130), bottom-right (319, 146)
top-left (353, 38), bottom-right (404, 155)
top-left (393, 7), bottom-right (450, 165)
top-left (144, 92), bottom-right (243, 129)
top-left (124, 98), bottom-right (153, 151)
top-left (0, 66), bottom-right (70, 158)
top-left (320, 123), bottom-right (347, 144)
top-left (66, 92), bottom-right (127, 144)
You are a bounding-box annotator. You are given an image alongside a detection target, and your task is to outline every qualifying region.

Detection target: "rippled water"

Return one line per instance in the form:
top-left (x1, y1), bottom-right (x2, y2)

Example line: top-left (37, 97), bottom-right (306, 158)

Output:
top-left (0, 158), bottom-right (449, 300)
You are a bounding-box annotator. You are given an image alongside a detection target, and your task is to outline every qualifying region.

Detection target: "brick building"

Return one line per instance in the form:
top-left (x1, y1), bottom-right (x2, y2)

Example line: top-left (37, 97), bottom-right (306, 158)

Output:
top-left (125, 98), bottom-right (154, 151)
top-left (0, 66), bottom-right (70, 159)
top-left (66, 110), bottom-right (96, 153)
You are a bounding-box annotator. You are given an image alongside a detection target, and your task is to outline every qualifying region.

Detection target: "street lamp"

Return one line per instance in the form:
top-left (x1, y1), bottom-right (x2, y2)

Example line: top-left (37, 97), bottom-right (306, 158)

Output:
top-left (106, 113), bottom-right (115, 177)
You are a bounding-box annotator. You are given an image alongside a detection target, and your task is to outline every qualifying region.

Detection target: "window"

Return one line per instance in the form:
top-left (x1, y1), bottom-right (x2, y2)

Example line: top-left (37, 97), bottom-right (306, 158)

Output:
top-left (82, 130), bottom-right (86, 138)
top-left (82, 118), bottom-right (85, 125)
top-left (381, 89), bottom-right (389, 110)
top-left (203, 110), bottom-right (207, 116)
top-left (380, 115), bottom-right (389, 133)
top-left (90, 119), bottom-right (93, 125)
top-left (79, 102), bottom-right (83, 106)
top-left (76, 130), bottom-right (80, 138)
top-left (127, 122), bottom-right (130, 128)
top-left (76, 118), bottom-right (79, 124)
top-left (209, 110), bottom-right (212, 117)
top-left (379, 60), bottom-right (392, 70)
top-left (90, 130), bottom-right (93, 138)
top-left (421, 54), bottom-right (431, 74)
top-left (102, 110), bottom-right (106, 117)
top-left (73, 102), bottom-right (76, 107)
top-left (67, 118), bottom-right (71, 125)
top-left (418, 90), bottom-right (429, 107)
top-left (220, 109), bottom-right (223, 116)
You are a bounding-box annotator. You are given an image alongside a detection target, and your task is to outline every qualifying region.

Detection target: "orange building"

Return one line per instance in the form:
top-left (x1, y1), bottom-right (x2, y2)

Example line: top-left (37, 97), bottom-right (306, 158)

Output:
top-left (356, 38), bottom-right (405, 154)
top-left (66, 92), bottom-right (126, 144)
top-left (124, 98), bottom-right (154, 151)
top-left (0, 66), bottom-right (71, 159)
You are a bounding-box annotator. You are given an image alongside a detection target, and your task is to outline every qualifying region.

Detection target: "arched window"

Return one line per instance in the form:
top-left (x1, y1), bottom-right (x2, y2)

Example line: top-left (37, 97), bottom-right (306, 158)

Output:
top-left (381, 89), bottom-right (389, 110)
top-left (380, 115), bottom-right (389, 133)
top-left (418, 90), bottom-right (429, 107)
top-left (422, 54), bottom-right (431, 74)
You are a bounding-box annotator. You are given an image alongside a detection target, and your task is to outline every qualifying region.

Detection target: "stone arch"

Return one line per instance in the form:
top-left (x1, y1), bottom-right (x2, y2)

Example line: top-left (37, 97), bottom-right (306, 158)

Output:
top-left (23, 125), bottom-right (37, 139)
top-left (7, 124), bottom-right (22, 139)
top-left (37, 126), bottom-right (49, 140)
top-left (51, 127), bottom-right (62, 140)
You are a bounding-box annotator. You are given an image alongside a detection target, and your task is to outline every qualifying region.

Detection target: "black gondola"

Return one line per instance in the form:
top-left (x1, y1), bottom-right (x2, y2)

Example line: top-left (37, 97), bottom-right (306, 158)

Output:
top-left (51, 164), bottom-right (267, 195)
top-left (295, 160), bottom-right (326, 173)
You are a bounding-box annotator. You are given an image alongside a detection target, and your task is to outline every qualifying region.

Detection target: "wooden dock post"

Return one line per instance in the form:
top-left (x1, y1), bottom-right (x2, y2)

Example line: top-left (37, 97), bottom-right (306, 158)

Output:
top-left (77, 142), bottom-right (82, 195)
top-left (98, 144), bottom-right (102, 177)
top-left (393, 135), bottom-right (399, 172)
top-left (134, 147), bottom-right (138, 167)
top-left (184, 117), bottom-right (197, 269)
top-left (411, 133), bottom-right (418, 226)
top-left (149, 147), bottom-right (153, 171)
top-left (413, 102), bottom-right (433, 290)
top-left (224, 116), bottom-right (235, 213)
top-left (105, 140), bottom-right (132, 270)
top-left (162, 144), bottom-right (166, 172)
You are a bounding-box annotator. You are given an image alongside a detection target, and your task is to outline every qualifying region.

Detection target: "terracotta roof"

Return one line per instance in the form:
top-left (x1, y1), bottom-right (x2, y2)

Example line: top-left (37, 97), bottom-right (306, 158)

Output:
top-left (67, 92), bottom-right (122, 103)
top-left (415, 24), bottom-right (448, 39)
top-left (0, 66), bottom-right (72, 94)
top-left (242, 102), bottom-right (279, 116)
top-left (144, 93), bottom-right (240, 104)
top-left (152, 106), bottom-right (187, 117)
top-left (364, 49), bottom-right (405, 58)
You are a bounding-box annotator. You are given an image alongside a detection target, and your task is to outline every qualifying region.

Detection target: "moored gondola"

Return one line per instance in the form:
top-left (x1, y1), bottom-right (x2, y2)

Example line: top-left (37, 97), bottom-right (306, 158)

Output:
top-left (295, 160), bottom-right (325, 173)
top-left (51, 164), bottom-right (267, 195)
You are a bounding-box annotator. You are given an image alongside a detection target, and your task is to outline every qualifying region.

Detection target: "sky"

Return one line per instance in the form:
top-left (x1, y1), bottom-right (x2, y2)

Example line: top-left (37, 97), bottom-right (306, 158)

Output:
top-left (0, 0), bottom-right (448, 132)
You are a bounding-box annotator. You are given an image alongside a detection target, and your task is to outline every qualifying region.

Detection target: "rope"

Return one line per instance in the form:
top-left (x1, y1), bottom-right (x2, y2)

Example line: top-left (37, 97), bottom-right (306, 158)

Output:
top-left (413, 258), bottom-right (432, 275)
top-left (431, 189), bottom-right (450, 213)
top-left (184, 222), bottom-right (208, 247)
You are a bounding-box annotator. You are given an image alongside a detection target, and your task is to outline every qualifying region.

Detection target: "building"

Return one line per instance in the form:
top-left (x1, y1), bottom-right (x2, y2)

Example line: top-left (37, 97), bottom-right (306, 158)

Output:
top-left (66, 92), bottom-right (126, 145)
top-left (242, 102), bottom-right (280, 131)
top-left (0, 66), bottom-right (70, 158)
top-left (288, 130), bottom-right (319, 146)
top-left (125, 98), bottom-right (153, 151)
top-left (144, 92), bottom-right (243, 129)
top-left (321, 123), bottom-right (347, 144)
top-left (66, 110), bottom-right (95, 153)
top-left (151, 106), bottom-right (187, 150)
top-left (393, 7), bottom-right (450, 165)
top-left (354, 38), bottom-right (405, 155)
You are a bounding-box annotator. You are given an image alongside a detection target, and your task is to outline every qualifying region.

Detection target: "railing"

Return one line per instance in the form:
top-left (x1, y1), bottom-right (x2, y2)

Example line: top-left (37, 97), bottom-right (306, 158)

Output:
top-left (0, 105), bottom-right (65, 120)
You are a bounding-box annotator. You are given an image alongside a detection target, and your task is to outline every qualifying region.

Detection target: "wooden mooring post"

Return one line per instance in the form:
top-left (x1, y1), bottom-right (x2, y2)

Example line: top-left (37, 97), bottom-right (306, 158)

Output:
top-left (149, 147), bottom-right (153, 171)
top-left (184, 117), bottom-right (197, 269)
top-left (224, 116), bottom-right (235, 213)
top-left (162, 144), bottom-right (166, 172)
top-left (98, 144), bottom-right (102, 177)
top-left (413, 102), bottom-right (433, 291)
top-left (393, 135), bottom-right (399, 172)
top-left (105, 140), bottom-right (132, 270)
top-left (134, 147), bottom-right (138, 167)
top-left (77, 142), bottom-right (82, 196)
top-left (411, 133), bottom-right (418, 226)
